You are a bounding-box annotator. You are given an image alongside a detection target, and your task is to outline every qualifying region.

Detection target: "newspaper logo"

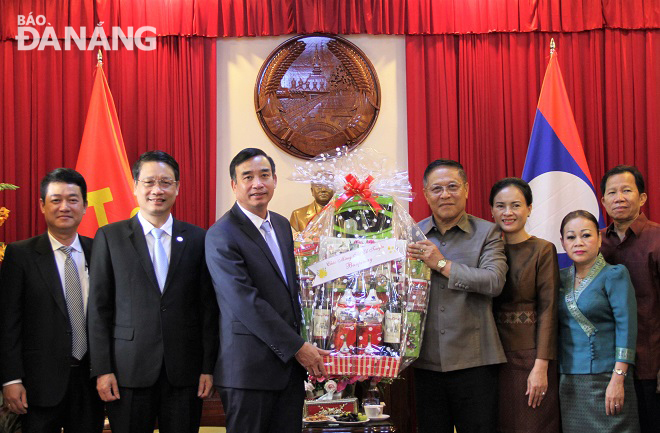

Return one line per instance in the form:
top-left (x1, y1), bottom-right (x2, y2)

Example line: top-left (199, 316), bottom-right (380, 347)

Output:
top-left (16, 13), bottom-right (156, 51)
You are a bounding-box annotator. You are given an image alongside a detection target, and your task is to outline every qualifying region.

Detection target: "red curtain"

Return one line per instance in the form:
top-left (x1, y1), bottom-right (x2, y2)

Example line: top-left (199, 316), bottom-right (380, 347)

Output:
top-left (1, 0), bottom-right (658, 40)
top-left (1, 0), bottom-right (658, 244)
top-left (0, 37), bottom-right (216, 242)
top-left (406, 29), bottom-right (660, 224)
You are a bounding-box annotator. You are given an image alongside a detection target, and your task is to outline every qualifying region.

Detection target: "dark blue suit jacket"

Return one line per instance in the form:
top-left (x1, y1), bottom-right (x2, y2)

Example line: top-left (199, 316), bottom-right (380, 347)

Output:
top-left (205, 203), bottom-right (305, 390)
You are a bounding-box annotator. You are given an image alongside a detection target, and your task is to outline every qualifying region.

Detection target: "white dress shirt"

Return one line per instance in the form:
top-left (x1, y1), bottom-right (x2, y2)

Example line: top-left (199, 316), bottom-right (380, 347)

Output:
top-left (236, 202), bottom-right (274, 242)
top-left (137, 211), bottom-right (173, 262)
top-left (49, 232), bottom-right (90, 313)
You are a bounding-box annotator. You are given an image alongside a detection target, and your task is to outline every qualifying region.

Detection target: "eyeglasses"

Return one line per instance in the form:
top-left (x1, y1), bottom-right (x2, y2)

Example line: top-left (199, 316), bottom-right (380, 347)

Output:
top-left (137, 178), bottom-right (178, 189)
top-left (426, 183), bottom-right (464, 195)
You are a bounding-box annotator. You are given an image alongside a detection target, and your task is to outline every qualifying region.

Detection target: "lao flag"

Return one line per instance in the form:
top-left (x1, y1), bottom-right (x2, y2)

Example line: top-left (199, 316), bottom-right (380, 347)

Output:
top-left (522, 48), bottom-right (604, 267)
top-left (76, 56), bottom-right (138, 237)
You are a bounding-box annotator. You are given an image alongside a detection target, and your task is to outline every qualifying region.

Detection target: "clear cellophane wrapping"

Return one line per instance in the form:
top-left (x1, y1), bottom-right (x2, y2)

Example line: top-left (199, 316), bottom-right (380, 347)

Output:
top-left (292, 149), bottom-right (431, 378)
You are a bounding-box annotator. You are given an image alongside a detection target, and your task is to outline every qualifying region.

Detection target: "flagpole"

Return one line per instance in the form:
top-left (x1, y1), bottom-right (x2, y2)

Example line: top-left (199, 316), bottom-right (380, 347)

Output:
top-left (523, 35), bottom-right (603, 267)
top-left (76, 47), bottom-right (137, 236)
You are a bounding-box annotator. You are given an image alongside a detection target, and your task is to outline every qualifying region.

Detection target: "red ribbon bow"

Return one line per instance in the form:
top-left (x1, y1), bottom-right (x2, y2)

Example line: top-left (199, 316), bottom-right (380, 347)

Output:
top-left (335, 174), bottom-right (382, 212)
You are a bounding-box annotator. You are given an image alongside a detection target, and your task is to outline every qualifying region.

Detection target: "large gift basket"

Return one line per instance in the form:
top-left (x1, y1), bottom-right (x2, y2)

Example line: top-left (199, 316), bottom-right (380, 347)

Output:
top-left (292, 148), bottom-right (431, 380)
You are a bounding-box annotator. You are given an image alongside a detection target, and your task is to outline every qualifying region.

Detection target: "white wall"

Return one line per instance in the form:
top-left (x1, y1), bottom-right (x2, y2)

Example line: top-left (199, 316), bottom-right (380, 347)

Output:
top-left (216, 35), bottom-right (407, 219)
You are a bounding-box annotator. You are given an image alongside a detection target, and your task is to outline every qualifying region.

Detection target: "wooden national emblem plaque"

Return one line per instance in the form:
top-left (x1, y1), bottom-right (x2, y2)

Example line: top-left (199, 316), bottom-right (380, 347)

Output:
top-left (255, 35), bottom-right (381, 159)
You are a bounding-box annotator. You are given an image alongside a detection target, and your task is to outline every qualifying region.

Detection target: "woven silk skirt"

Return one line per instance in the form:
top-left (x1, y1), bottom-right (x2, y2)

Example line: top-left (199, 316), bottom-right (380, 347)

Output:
top-left (497, 349), bottom-right (561, 433)
top-left (559, 373), bottom-right (640, 433)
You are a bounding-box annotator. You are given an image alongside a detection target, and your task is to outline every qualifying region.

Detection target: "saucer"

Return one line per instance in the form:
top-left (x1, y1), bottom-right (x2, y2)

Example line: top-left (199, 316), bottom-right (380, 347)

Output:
top-left (368, 414), bottom-right (390, 421)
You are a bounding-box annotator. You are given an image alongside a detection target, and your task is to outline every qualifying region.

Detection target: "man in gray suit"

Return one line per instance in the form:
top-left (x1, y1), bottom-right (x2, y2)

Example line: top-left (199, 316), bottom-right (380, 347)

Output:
top-left (408, 159), bottom-right (507, 433)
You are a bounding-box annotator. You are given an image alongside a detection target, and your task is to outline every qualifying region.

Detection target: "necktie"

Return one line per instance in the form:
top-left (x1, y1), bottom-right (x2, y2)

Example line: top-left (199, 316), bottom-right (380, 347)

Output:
top-left (151, 228), bottom-right (169, 292)
top-left (60, 246), bottom-right (87, 360)
top-left (261, 220), bottom-right (288, 284)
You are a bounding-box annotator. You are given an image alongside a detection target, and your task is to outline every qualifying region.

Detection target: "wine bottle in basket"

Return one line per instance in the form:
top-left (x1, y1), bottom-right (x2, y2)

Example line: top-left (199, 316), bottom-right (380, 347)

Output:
top-left (312, 285), bottom-right (332, 349)
top-left (383, 282), bottom-right (402, 355)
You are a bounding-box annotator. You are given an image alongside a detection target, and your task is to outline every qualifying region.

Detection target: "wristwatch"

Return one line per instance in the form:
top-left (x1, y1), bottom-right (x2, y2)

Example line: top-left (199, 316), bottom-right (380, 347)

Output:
top-left (612, 368), bottom-right (627, 377)
top-left (436, 258), bottom-right (448, 271)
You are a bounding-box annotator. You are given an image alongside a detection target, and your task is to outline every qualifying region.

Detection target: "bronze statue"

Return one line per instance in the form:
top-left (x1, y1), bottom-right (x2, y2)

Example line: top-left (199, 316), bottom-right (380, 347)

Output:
top-left (290, 182), bottom-right (335, 232)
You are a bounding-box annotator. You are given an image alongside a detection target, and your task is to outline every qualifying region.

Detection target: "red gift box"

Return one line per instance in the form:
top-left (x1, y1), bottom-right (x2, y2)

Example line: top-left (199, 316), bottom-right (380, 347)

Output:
top-left (407, 279), bottom-right (429, 312)
top-left (321, 354), bottom-right (401, 378)
top-left (323, 354), bottom-right (356, 376)
top-left (357, 324), bottom-right (383, 354)
top-left (331, 323), bottom-right (357, 353)
top-left (304, 398), bottom-right (358, 416)
top-left (355, 354), bottom-right (401, 377)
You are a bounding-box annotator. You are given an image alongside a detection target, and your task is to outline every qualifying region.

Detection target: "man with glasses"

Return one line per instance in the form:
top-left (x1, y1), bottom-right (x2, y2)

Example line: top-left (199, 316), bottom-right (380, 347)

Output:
top-left (407, 159), bottom-right (507, 433)
top-left (88, 151), bottom-right (219, 433)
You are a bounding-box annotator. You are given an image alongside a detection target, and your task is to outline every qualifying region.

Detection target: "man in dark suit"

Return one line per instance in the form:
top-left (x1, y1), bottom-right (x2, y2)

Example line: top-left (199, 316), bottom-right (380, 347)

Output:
top-left (88, 151), bottom-right (219, 433)
top-left (205, 148), bottom-right (328, 433)
top-left (0, 168), bottom-right (104, 433)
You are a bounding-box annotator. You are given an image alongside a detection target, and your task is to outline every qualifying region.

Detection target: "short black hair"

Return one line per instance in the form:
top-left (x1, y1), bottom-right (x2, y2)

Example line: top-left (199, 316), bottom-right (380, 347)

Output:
top-left (132, 150), bottom-right (180, 181)
top-left (230, 148), bottom-right (276, 182)
top-left (423, 159), bottom-right (467, 187)
top-left (489, 177), bottom-right (533, 206)
top-left (40, 168), bottom-right (88, 204)
top-left (600, 165), bottom-right (645, 196)
top-left (560, 210), bottom-right (599, 237)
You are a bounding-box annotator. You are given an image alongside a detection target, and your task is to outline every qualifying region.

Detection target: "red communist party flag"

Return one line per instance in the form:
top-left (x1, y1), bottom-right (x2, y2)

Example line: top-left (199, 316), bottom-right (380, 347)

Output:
top-left (76, 55), bottom-right (138, 237)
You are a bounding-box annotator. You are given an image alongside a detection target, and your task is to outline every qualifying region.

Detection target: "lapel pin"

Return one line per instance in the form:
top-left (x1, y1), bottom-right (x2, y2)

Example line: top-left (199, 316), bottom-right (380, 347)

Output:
top-left (176, 236), bottom-right (183, 242)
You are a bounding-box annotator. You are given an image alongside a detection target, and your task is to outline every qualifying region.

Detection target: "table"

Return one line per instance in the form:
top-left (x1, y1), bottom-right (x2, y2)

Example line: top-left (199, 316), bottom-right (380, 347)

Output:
top-left (302, 420), bottom-right (397, 432)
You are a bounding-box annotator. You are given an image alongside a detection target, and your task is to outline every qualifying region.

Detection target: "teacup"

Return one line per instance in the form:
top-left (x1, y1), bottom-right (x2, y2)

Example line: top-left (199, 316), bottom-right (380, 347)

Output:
top-left (364, 404), bottom-right (383, 418)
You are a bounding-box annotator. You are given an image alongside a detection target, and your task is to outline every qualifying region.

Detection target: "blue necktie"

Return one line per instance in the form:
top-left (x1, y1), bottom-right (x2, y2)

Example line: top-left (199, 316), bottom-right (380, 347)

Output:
top-left (59, 246), bottom-right (87, 360)
top-left (261, 220), bottom-right (288, 284)
top-left (151, 228), bottom-right (169, 292)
